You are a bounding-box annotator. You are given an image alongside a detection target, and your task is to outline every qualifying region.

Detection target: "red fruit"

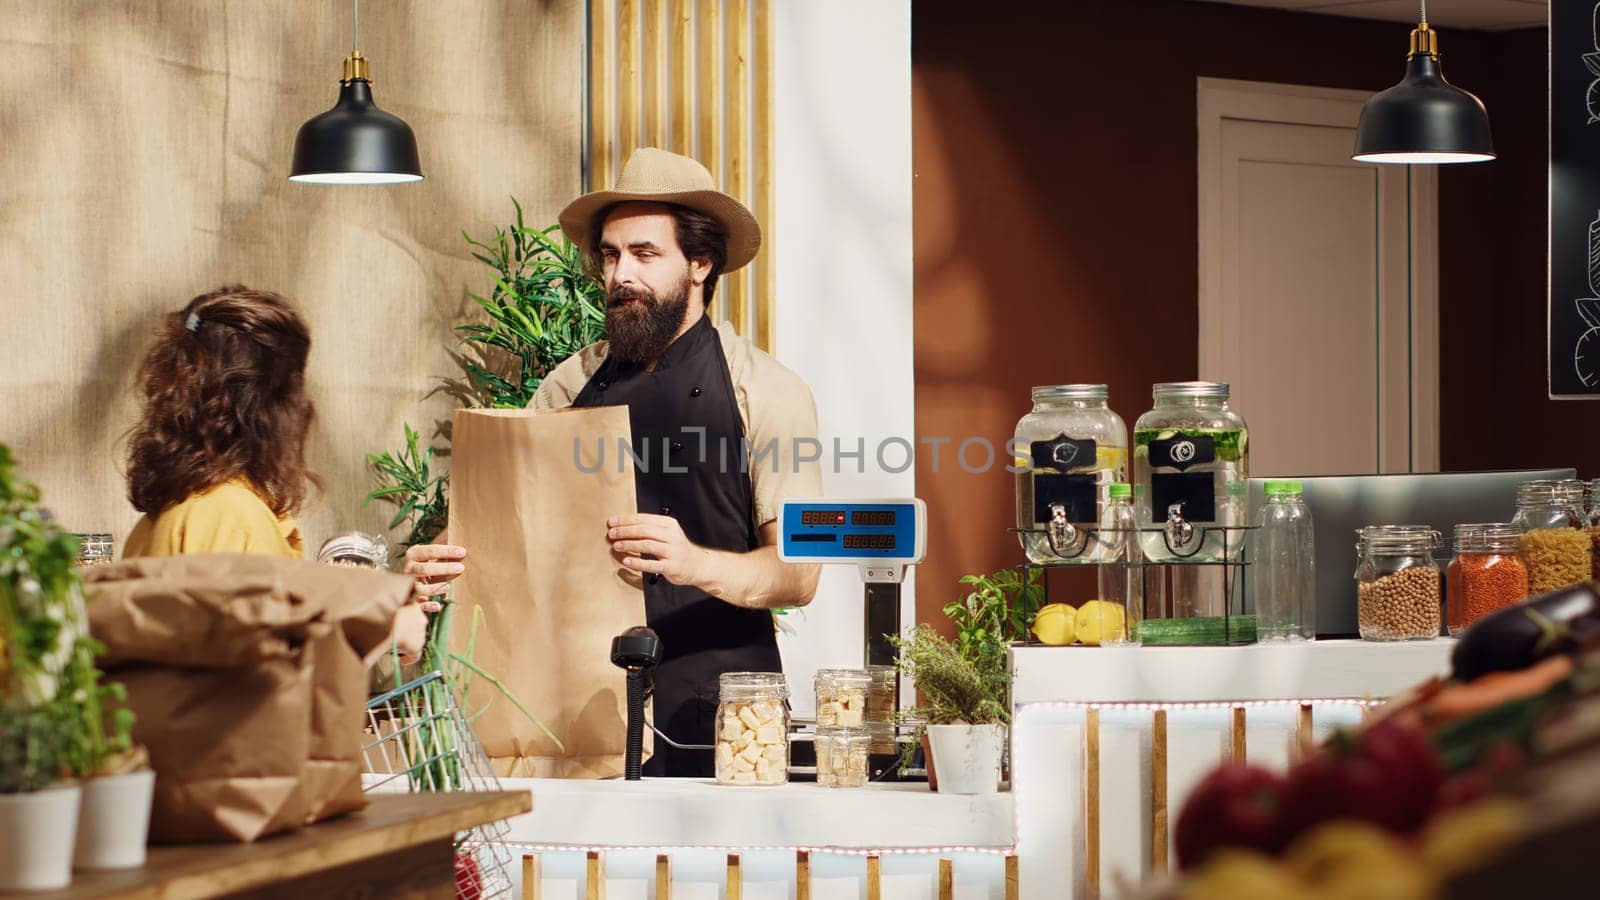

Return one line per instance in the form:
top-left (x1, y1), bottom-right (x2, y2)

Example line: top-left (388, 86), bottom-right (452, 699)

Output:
top-left (1280, 717), bottom-right (1445, 841)
top-left (454, 850), bottom-right (484, 900)
top-left (1174, 763), bottom-right (1286, 869)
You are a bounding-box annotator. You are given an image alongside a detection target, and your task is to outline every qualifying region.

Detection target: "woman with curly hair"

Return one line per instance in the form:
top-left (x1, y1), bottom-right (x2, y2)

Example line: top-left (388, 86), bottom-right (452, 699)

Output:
top-left (122, 285), bottom-right (426, 662)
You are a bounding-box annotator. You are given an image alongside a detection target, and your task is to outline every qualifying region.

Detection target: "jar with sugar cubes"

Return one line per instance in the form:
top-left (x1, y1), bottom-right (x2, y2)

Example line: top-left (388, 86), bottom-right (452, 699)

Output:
top-left (815, 726), bottom-right (871, 788)
top-left (715, 672), bottom-right (790, 785)
top-left (815, 669), bottom-right (871, 728)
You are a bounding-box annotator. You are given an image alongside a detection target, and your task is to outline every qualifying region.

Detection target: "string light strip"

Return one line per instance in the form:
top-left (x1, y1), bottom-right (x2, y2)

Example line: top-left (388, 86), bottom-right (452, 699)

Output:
top-left (1019, 698), bottom-right (1382, 713)
top-left (499, 841), bottom-right (1017, 857)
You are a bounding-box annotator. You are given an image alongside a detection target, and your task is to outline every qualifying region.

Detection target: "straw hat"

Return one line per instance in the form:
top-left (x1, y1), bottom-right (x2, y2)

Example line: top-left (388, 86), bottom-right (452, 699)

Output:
top-left (558, 147), bottom-right (762, 272)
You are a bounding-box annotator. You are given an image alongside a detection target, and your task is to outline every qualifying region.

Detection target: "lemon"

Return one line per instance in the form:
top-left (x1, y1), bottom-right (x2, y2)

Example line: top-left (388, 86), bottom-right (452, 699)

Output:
top-left (1074, 599), bottom-right (1126, 645)
top-left (1419, 799), bottom-right (1525, 878)
top-left (1031, 602), bottom-right (1078, 645)
top-left (1182, 850), bottom-right (1302, 900)
top-left (1095, 446), bottom-right (1126, 472)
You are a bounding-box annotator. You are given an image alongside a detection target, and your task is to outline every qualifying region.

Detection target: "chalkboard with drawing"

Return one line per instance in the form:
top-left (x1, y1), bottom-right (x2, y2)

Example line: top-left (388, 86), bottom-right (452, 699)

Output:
top-left (1551, 0), bottom-right (1600, 397)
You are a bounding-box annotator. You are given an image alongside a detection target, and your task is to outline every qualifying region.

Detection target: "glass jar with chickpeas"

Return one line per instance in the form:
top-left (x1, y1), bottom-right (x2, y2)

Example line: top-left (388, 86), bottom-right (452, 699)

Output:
top-left (1355, 526), bottom-right (1442, 641)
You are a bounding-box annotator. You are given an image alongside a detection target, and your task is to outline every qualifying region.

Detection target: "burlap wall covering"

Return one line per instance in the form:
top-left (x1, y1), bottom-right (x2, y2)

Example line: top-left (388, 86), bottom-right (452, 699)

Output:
top-left (0, 1), bottom-right (583, 551)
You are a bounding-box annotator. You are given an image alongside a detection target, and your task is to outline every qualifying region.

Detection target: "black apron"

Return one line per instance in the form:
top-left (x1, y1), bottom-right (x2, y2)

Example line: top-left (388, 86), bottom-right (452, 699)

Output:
top-left (571, 316), bottom-right (781, 776)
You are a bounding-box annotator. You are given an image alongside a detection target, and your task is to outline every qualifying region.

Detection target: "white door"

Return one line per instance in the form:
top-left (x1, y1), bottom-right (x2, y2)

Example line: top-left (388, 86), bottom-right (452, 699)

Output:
top-left (1198, 78), bottom-right (1439, 476)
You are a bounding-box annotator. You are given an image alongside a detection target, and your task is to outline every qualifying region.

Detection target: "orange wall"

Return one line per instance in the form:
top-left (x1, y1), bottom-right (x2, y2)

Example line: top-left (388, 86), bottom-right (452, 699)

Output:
top-left (912, 0), bottom-right (1552, 628)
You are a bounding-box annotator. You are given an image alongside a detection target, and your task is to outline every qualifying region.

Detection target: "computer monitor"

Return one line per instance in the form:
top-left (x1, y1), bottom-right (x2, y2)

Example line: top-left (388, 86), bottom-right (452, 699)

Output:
top-left (1245, 469), bottom-right (1578, 638)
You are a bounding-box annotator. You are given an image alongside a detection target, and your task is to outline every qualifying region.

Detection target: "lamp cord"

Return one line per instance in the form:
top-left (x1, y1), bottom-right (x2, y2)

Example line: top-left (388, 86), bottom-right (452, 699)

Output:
top-left (1420, 0), bottom-right (1427, 25)
top-left (353, 0), bottom-right (360, 53)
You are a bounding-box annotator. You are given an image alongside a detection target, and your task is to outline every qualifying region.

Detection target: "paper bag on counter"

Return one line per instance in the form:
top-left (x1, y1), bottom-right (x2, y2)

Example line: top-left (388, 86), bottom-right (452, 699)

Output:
top-left (85, 555), bottom-right (410, 842)
top-left (448, 406), bottom-right (642, 779)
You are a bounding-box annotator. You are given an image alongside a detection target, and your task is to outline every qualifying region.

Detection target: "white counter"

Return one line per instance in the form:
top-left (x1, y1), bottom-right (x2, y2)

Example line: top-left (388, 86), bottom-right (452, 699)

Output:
top-left (1010, 638), bottom-right (1456, 899)
top-left (495, 777), bottom-right (1014, 851)
top-left (1012, 637), bottom-right (1456, 704)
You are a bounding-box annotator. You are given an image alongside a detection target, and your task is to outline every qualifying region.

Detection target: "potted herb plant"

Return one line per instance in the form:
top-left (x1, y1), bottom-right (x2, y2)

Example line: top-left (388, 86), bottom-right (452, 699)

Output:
top-left (894, 623), bottom-right (1009, 795)
top-left (64, 644), bottom-right (152, 871)
top-left (0, 444), bottom-right (88, 890)
top-left (895, 568), bottom-right (1039, 794)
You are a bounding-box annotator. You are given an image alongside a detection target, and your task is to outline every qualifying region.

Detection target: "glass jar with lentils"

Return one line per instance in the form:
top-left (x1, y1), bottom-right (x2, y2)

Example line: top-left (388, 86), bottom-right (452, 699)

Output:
top-left (1355, 526), bottom-right (1442, 641)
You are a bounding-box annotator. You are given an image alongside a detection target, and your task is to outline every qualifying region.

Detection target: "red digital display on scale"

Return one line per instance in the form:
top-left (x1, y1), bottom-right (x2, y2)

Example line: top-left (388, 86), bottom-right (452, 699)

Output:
top-left (843, 533), bottom-right (897, 550)
top-left (801, 509), bottom-right (847, 525)
top-left (850, 510), bottom-right (897, 526)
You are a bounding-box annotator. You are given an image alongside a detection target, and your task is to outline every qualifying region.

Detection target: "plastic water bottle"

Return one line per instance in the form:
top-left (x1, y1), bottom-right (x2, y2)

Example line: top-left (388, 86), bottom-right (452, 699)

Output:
top-left (1096, 483), bottom-right (1144, 645)
top-left (1253, 480), bottom-right (1316, 641)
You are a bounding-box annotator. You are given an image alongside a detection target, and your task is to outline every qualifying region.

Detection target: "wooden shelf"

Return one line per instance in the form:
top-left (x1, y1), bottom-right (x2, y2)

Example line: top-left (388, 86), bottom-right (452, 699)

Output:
top-left (30, 790), bottom-right (531, 900)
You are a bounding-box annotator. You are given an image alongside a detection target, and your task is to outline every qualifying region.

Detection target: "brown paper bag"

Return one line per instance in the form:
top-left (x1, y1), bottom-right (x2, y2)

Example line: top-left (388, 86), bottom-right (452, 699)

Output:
top-left (448, 406), bottom-right (643, 779)
top-left (86, 555), bottom-right (410, 842)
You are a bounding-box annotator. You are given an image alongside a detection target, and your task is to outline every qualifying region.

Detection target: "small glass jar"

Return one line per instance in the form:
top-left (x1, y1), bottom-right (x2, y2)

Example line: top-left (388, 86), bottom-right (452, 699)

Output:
top-left (815, 669), bottom-right (871, 727)
top-left (864, 665), bottom-right (898, 755)
top-left (1513, 481), bottom-right (1591, 594)
top-left (318, 531), bottom-right (391, 569)
top-left (1133, 382), bottom-right (1250, 563)
top-left (715, 672), bottom-right (789, 785)
top-left (1446, 524), bottom-right (1528, 636)
top-left (1013, 385), bottom-right (1128, 563)
top-left (814, 726), bottom-right (870, 788)
top-left (1588, 478), bottom-right (1600, 528)
top-left (72, 534), bottom-right (114, 568)
top-left (1355, 526), bottom-right (1442, 641)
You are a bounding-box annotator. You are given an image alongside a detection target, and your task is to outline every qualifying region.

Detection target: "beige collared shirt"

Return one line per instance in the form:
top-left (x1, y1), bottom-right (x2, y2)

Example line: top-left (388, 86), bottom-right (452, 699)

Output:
top-left (531, 318), bottom-right (823, 529)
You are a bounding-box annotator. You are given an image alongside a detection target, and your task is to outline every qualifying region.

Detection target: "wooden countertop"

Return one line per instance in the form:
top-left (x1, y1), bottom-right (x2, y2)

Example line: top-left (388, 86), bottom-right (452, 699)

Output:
top-left (31, 790), bottom-right (531, 900)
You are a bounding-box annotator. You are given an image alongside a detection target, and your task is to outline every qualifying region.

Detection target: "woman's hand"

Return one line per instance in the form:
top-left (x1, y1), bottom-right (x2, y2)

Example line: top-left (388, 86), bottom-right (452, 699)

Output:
top-left (391, 604), bottom-right (430, 665)
top-left (403, 544), bottom-right (468, 612)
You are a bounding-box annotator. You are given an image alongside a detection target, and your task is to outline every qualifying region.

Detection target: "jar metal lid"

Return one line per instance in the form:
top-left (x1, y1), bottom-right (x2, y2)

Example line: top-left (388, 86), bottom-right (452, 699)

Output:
top-left (1453, 522), bottom-right (1522, 553)
top-left (1152, 381), bottom-right (1230, 400)
top-left (1031, 384), bottom-right (1108, 402)
top-left (317, 531), bottom-right (390, 567)
top-left (1356, 524), bottom-right (1441, 552)
top-left (814, 668), bottom-right (872, 686)
top-left (815, 725), bottom-right (870, 739)
top-left (719, 671), bottom-right (789, 699)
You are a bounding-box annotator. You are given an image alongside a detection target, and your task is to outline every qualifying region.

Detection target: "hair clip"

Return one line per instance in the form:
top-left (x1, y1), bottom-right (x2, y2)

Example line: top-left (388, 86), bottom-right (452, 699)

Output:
top-left (185, 312), bottom-right (201, 333)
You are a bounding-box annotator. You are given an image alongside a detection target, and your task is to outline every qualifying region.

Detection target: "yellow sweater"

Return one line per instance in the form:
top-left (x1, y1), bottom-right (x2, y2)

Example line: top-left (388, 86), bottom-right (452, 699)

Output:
top-left (123, 479), bottom-right (303, 559)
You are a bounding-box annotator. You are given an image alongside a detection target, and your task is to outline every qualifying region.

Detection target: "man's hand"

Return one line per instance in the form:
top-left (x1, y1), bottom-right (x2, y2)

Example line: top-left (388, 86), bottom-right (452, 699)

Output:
top-left (403, 544), bottom-right (468, 613)
top-left (608, 514), bottom-right (710, 586)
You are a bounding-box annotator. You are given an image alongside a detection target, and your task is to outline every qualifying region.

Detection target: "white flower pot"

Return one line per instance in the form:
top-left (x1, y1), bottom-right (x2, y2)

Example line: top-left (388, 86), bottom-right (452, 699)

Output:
top-left (0, 783), bottom-right (82, 891)
top-left (925, 723), bottom-right (1005, 795)
top-left (74, 770), bottom-right (156, 870)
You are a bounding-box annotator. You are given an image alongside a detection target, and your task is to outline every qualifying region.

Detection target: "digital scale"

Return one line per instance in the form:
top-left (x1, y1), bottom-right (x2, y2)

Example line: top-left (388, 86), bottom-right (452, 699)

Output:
top-left (777, 498), bottom-right (927, 669)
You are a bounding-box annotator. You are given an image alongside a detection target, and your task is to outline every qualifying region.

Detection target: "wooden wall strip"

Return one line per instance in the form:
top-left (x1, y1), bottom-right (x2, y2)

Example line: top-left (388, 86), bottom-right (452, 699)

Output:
top-left (1086, 707), bottom-right (1100, 899)
top-left (670, 0), bottom-right (693, 155)
top-left (1297, 703), bottom-right (1314, 761)
top-left (656, 854), bottom-right (671, 900)
top-left (522, 853), bottom-right (541, 900)
top-left (1005, 853), bottom-right (1020, 900)
top-left (696, 0), bottom-right (721, 182)
top-left (938, 858), bottom-right (954, 900)
top-left (618, 0), bottom-right (640, 160)
top-left (1231, 706), bottom-right (1247, 762)
top-left (586, 850), bottom-right (605, 900)
top-left (1151, 708), bottom-right (1169, 873)
top-left (865, 853), bottom-right (882, 900)
top-left (724, 0), bottom-right (751, 334)
top-left (726, 853), bottom-right (742, 900)
top-left (753, 0), bottom-right (775, 352)
top-left (796, 849), bottom-right (811, 900)
top-left (588, 0), bottom-right (612, 191)
top-left (644, 0), bottom-right (667, 148)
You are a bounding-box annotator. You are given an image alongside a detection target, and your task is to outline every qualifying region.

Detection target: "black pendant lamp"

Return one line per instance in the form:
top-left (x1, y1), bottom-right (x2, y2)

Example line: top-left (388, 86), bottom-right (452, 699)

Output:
top-left (290, 0), bottom-right (422, 184)
top-left (1353, 0), bottom-right (1493, 165)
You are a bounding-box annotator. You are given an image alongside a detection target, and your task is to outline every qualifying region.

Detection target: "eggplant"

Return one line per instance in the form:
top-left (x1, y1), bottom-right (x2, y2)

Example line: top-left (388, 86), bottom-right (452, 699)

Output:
top-left (1450, 583), bottom-right (1600, 682)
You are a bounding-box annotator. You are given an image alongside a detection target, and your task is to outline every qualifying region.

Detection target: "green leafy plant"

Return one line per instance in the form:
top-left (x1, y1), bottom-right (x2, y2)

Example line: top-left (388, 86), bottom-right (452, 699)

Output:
top-left (366, 198), bottom-right (606, 549)
top-left (892, 624), bottom-right (1009, 727)
top-left (945, 567), bottom-right (1045, 661)
top-left (0, 444), bottom-right (136, 793)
